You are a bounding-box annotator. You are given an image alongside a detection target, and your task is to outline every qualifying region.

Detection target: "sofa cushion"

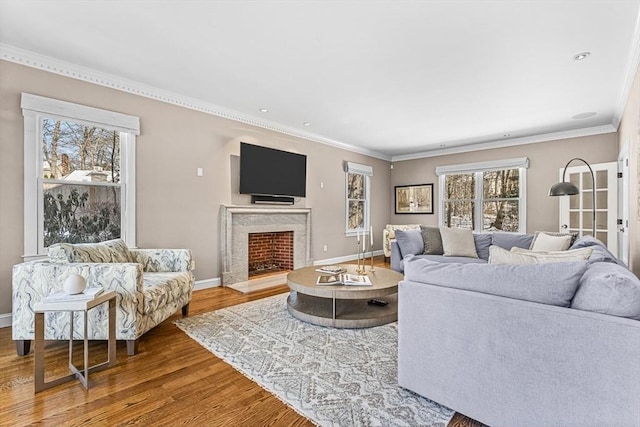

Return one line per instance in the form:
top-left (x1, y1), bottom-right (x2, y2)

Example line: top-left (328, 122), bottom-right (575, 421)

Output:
top-left (491, 232), bottom-right (534, 251)
top-left (571, 262), bottom-right (640, 320)
top-left (420, 226), bottom-right (444, 255)
top-left (529, 231), bottom-right (577, 251)
top-left (142, 272), bottom-right (193, 314)
top-left (403, 257), bottom-right (587, 307)
top-left (48, 239), bottom-right (132, 264)
top-left (395, 229), bottom-right (424, 257)
top-left (473, 233), bottom-right (493, 261)
top-left (570, 235), bottom-right (625, 265)
top-left (489, 245), bottom-right (592, 264)
top-left (408, 254), bottom-right (487, 264)
top-left (439, 227), bottom-right (478, 258)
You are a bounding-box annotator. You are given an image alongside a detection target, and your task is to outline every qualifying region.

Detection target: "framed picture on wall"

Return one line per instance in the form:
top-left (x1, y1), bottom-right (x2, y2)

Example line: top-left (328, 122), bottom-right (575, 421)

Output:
top-left (395, 184), bottom-right (434, 214)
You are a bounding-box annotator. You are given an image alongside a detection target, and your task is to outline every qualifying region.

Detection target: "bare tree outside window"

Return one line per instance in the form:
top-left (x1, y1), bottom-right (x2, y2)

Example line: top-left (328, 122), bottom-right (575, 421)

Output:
top-left (443, 168), bottom-right (521, 231)
top-left (347, 173), bottom-right (366, 230)
top-left (42, 118), bottom-right (121, 246)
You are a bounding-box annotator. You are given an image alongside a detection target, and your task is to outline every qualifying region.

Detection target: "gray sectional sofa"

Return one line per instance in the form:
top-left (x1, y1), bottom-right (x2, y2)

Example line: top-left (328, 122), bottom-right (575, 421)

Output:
top-left (393, 230), bottom-right (640, 426)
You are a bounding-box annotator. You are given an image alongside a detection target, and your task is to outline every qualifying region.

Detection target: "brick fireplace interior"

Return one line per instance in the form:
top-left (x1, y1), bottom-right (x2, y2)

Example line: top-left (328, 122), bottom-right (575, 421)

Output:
top-left (248, 231), bottom-right (294, 278)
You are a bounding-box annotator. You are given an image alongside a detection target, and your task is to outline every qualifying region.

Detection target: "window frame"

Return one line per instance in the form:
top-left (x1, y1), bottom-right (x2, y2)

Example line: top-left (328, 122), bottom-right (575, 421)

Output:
top-left (344, 162), bottom-right (372, 237)
top-left (21, 93), bottom-right (139, 259)
top-left (437, 158), bottom-right (528, 232)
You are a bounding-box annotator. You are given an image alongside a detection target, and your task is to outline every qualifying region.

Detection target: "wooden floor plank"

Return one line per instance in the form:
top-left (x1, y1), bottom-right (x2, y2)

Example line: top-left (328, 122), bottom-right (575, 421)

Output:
top-left (0, 257), bottom-right (482, 426)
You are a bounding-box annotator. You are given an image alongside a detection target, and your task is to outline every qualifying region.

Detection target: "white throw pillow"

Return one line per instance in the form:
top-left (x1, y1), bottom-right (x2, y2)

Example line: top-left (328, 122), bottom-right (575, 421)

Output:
top-left (489, 245), bottom-right (591, 264)
top-left (530, 232), bottom-right (572, 251)
top-left (511, 246), bottom-right (593, 260)
top-left (439, 227), bottom-right (478, 258)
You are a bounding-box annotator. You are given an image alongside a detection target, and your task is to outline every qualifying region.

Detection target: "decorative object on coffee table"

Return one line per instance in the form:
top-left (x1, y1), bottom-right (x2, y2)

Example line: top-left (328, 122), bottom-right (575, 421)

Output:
top-left (63, 273), bottom-right (87, 294)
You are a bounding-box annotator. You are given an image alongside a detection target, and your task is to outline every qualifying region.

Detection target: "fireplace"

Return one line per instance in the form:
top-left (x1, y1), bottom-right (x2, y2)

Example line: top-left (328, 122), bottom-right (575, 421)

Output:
top-left (220, 205), bottom-right (313, 286)
top-left (248, 231), bottom-right (294, 277)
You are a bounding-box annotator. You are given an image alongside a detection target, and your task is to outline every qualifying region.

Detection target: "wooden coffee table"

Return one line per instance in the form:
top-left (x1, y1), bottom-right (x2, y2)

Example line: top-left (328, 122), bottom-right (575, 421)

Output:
top-left (286, 265), bottom-right (402, 328)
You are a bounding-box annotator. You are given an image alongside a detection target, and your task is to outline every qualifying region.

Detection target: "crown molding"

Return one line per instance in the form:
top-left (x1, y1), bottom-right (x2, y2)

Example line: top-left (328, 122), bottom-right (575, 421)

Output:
top-left (0, 43), bottom-right (391, 161)
top-left (612, 8), bottom-right (640, 129)
top-left (391, 124), bottom-right (617, 162)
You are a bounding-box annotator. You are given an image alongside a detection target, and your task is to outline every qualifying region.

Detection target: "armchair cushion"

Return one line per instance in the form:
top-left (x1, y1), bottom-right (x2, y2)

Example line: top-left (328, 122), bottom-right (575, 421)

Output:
top-left (143, 272), bottom-right (193, 314)
top-left (48, 238), bottom-right (132, 264)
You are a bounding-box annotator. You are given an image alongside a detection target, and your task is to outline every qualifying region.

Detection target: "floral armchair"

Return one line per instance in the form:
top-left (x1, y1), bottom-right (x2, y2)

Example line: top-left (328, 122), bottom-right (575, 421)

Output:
top-left (12, 239), bottom-right (194, 356)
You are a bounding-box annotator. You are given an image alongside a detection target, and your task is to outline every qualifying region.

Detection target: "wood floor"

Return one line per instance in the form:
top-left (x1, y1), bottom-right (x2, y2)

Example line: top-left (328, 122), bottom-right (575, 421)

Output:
top-left (0, 258), bottom-right (484, 426)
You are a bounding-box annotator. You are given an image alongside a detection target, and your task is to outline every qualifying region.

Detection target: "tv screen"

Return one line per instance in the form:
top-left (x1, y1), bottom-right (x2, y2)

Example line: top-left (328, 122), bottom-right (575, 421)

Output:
top-left (239, 142), bottom-right (307, 197)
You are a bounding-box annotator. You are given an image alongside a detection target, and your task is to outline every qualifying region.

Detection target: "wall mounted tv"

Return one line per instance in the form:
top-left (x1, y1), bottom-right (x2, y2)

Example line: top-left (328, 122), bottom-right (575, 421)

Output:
top-left (239, 142), bottom-right (307, 199)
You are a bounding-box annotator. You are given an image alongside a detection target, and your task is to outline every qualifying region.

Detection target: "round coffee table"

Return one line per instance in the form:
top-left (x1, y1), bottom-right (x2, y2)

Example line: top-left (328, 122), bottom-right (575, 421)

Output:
top-left (286, 265), bottom-right (403, 328)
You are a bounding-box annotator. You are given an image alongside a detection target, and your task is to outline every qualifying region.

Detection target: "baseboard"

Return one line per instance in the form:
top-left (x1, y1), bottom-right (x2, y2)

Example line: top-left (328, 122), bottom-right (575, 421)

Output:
top-left (193, 277), bottom-right (221, 291)
top-left (314, 249), bottom-right (384, 266)
top-left (0, 313), bottom-right (12, 328)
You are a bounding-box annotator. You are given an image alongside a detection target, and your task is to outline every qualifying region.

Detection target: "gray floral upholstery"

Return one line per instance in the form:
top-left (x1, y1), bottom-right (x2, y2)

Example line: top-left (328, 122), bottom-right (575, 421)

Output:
top-left (12, 240), bottom-right (194, 346)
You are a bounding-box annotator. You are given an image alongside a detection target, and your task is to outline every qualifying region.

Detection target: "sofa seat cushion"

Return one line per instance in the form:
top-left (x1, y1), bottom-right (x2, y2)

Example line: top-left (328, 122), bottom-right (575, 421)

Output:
top-left (49, 239), bottom-right (132, 264)
top-left (571, 262), bottom-right (640, 320)
top-left (404, 256), bottom-right (587, 307)
top-left (142, 272), bottom-right (192, 314)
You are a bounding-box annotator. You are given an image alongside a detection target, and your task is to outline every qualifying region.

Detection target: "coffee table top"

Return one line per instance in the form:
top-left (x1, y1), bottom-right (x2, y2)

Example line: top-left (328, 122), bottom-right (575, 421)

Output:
top-left (287, 264), bottom-right (402, 300)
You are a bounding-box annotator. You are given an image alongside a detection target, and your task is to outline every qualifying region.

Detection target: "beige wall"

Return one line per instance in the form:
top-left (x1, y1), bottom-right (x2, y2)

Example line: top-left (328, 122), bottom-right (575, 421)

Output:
top-left (0, 60), bottom-right (391, 315)
top-left (390, 134), bottom-right (619, 233)
top-left (618, 64), bottom-right (640, 276)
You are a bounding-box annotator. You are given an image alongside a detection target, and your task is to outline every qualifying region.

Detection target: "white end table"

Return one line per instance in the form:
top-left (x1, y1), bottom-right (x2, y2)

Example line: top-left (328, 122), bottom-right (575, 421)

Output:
top-left (33, 290), bottom-right (117, 393)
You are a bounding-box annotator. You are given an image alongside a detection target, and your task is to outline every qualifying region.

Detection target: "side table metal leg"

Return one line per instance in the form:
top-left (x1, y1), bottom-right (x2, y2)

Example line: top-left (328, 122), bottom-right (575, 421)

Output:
top-left (108, 298), bottom-right (116, 366)
top-left (34, 312), bottom-right (45, 393)
top-left (83, 310), bottom-right (89, 389)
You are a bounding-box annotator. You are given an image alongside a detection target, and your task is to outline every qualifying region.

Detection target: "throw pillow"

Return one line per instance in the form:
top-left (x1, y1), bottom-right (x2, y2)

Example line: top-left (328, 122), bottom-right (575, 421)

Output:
top-left (439, 227), bottom-right (478, 258)
top-left (511, 246), bottom-right (593, 260)
top-left (473, 233), bottom-right (493, 261)
top-left (420, 226), bottom-right (444, 255)
top-left (488, 245), bottom-right (591, 264)
top-left (571, 262), bottom-right (640, 320)
top-left (394, 229), bottom-right (424, 257)
top-left (491, 232), bottom-right (534, 251)
top-left (48, 239), bottom-right (132, 264)
top-left (529, 231), bottom-right (576, 251)
top-left (403, 256), bottom-right (587, 307)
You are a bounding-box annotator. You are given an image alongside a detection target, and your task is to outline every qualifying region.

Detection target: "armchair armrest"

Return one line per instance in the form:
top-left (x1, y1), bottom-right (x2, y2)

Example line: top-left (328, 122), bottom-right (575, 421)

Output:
top-left (129, 249), bottom-right (194, 272)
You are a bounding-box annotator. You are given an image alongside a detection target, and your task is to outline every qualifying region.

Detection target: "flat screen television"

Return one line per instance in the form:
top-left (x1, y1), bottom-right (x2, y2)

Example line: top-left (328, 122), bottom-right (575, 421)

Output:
top-left (239, 142), bottom-right (307, 198)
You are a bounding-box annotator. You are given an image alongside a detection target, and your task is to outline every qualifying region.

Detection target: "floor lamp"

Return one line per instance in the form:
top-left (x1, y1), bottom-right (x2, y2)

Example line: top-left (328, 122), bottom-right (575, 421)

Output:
top-left (548, 157), bottom-right (596, 236)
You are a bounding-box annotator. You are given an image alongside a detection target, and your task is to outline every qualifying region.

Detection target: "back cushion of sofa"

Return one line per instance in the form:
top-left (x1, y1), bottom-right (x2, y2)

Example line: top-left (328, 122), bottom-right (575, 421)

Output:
top-left (570, 235), bottom-right (625, 266)
top-left (420, 226), bottom-right (444, 255)
top-left (571, 262), bottom-right (640, 320)
top-left (491, 232), bottom-right (534, 251)
top-left (49, 239), bottom-right (132, 264)
top-left (473, 233), bottom-right (492, 261)
top-left (403, 256), bottom-right (587, 307)
top-left (395, 229), bottom-right (424, 257)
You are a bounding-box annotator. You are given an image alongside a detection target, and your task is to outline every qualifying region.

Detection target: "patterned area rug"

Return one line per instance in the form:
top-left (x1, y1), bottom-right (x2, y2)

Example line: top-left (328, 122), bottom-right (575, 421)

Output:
top-left (174, 293), bottom-right (453, 426)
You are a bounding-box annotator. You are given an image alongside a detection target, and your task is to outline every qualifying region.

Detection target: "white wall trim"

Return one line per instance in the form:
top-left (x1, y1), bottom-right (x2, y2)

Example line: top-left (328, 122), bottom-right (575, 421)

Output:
top-left (392, 124), bottom-right (617, 162)
top-left (193, 277), bottom-right (221, 291)
top-left (314, 250), bottom-right (384, 266)
top-left (0, 43), bottom-right (391, 161)
top-left (612, 7), bottom-right (640, 129)
top-left (0, 313), bottom-right (12, 328)
top-left (435, 157), bottom-right (529, 175)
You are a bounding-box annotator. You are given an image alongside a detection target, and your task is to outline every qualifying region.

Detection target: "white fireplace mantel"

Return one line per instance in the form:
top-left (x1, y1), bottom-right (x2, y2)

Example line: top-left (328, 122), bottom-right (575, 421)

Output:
top-left (220, 205), bottom-right (312, 285)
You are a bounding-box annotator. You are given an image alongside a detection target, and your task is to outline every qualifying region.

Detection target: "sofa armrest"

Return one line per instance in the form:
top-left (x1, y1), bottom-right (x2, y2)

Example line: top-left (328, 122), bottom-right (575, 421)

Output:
top-left (129, 249), bottom-right (194, 272)
top-left (390, 240), bottom-right (404, 272)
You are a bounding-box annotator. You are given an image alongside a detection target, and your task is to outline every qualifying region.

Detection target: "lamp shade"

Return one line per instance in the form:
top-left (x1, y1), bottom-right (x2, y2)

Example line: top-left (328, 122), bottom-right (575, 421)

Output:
top-left (548, 181), bottom-right (579, 196)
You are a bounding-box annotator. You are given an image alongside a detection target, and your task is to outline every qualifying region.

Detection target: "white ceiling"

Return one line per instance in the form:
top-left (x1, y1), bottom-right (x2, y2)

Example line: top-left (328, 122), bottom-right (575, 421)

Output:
top-left (1, 0), bottom-right (639, 160)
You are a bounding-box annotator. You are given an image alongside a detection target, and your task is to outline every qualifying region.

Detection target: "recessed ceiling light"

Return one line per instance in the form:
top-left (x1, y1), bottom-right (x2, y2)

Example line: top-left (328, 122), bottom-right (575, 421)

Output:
top-left (303, 122), bottom-right (311, 126)
top-left (572, 112), bottom-right (597, 119)
top-left (503, 134), bottom-right (511, 137)
top-left (573, 52), bottom-right (591, 61)
top-left (259, 108), bottom-right (269, 113)
top-left (439, 144), bottom-right (446, 148)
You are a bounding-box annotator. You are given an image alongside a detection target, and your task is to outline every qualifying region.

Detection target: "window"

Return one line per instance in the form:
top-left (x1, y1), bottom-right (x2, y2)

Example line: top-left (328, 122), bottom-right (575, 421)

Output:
top-left (344, 162), bottom-right (373, 235)
top-left (22, 93), bottom-right (139, 258)
top-left (437, 158), bottom-right (528, 232)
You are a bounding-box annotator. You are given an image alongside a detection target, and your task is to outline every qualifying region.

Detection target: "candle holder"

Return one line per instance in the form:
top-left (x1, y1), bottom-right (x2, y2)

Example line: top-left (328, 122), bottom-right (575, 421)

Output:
top-left (356, 240), bottom-right (367, 275)
top-left (369, 248), bottom-right (375, 273)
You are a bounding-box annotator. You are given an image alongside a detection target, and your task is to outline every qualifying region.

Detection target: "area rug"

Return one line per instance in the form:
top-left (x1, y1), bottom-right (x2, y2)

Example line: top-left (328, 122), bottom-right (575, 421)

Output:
top-left (174, 293), bottom-right (453, 426)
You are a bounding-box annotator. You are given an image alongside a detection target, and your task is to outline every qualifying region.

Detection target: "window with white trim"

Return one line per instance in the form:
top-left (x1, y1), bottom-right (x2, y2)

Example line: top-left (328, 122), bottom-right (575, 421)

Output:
top-left (21, 93), bottom-right (139, 258)
top-left (436, 157), bottom-right (528, 232)
top-left (344, 162), bottom-right (372, 235)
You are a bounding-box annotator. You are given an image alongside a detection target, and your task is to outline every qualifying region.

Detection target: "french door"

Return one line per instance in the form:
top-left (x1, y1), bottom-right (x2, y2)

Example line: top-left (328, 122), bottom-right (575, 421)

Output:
top-left (558, 161), bottom-right (618, 256)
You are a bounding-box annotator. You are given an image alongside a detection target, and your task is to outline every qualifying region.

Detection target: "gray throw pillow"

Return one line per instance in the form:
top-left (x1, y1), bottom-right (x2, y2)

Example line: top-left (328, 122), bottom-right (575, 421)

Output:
top-left (473, 233), bottom-right (492, 261)
top-left (420, 226), bottom-right (443, 255)
top-left (571, 262), bottom-right (640, 320)
top-left (491, 232), bottom-right (534, 251)
top-left (395, 229), bottom-right (424, 257)
top-left (403, 256), bottom-right (587, 307)
top-left (439, 227), bottom-right (478, 258)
